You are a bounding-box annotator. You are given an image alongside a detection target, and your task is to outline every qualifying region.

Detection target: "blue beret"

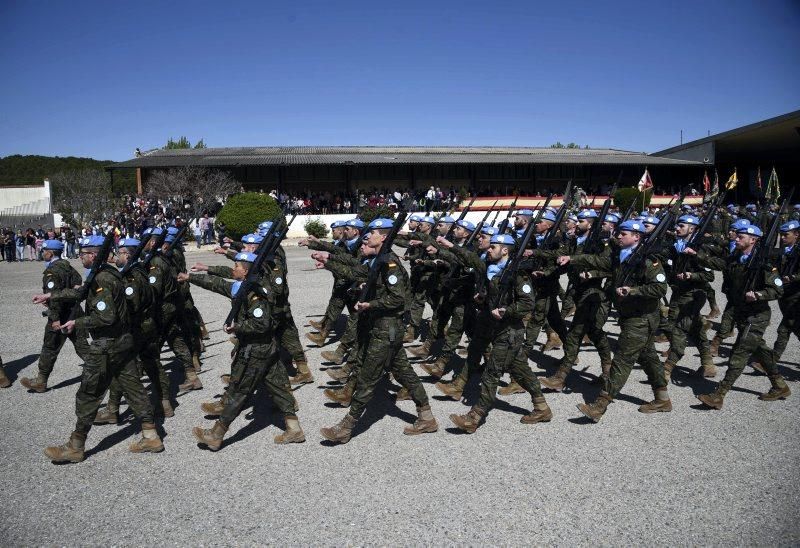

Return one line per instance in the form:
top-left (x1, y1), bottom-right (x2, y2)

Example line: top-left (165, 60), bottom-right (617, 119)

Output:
top-left (515, 209), bottom-right (534, 217)
top-left (82, 235), bottom-right (106, 247)
top-left (438, 216), bottom-right (455, 224)
top-left (726, 204), bottom-right (737, 212)
top-left (456, 219), bottom-right (475, 231)
top-left (409, 214), bottom-right (423, 222)
top-left (681, 204), bottom-right (693, 211)
top-left (605, 213), bottom-right (621, 224)
top-left (730, 219), bottom-right (751, 231)
top-left (737, 225), bottom-right (763, 237)
top-left (167, 226), bottom-right (180, 235)
top-left (481, 226), bottom-right (499, 236)
top-left (42, 239), bottom-right (64, 251)
top-left (118, 238), bottom-right (140, 248)
top-left (794, 204), bottom-right (800, 210)
top-left (164, 235), bottom-right (176, 243)
top-left (780, 221), bottom-right (800, 232)
top-left (368, 218), bottom-right (394, 230)
top-left (143, 227), bottom-right (164, 236)
top-left (678, 215), bottom-right (700, 225)
top-left (345, 219), bottom-right (365, 229)
top-left (644, 216), bottom-right (660, 225)
top-left (234, 252), bottom-right (257, 263)
top-left (577, 209), bottom-right (598, 219)
top-left (258, 221), bottom-right (274, 230)
top-left (490, 234), bottom-right (516, 245)
top-left (330, 220), bottom-right (347, 229)
top-left (540, 211), bottom-right (558, 223)
top-left (420, 216), bottom-right (436, 224)
top-left (745, 204), bottom-right (757, 211)
top-left (567, 214), bottom-right (578, 222)
top-left (241, 233), bottom-right (264, 244)
top-left (618, 220), bottom-right (646, 233)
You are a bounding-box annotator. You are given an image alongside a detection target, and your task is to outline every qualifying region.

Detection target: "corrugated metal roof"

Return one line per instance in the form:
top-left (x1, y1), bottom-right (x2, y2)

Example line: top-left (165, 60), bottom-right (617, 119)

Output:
top-left (110, 146), bottom-right (703, 168)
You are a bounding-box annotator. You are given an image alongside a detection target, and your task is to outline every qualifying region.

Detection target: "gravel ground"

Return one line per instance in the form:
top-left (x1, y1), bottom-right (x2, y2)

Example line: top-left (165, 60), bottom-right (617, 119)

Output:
top-left (0, 242), bottom-right (798, 546)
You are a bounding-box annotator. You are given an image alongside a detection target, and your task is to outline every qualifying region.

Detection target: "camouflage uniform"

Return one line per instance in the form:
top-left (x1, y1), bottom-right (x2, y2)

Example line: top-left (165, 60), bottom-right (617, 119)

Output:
top-left (772, 243), bottom-right (800, 361)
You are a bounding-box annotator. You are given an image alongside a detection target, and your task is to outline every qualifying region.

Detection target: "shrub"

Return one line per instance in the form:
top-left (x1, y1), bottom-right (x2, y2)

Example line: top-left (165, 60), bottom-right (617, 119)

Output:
top-left (613, 187), bottom-right (652, 214)
top-left (358, 204), bottom-right (396, 224)
top-left (304, 217), bottom-right (329, 239)
top-left (216, 192), bottom-right (282, 240)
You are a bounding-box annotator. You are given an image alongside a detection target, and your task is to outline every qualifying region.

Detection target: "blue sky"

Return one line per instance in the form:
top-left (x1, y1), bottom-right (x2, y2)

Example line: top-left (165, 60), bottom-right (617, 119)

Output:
top-left (1, 0), bottom-right (798, 160)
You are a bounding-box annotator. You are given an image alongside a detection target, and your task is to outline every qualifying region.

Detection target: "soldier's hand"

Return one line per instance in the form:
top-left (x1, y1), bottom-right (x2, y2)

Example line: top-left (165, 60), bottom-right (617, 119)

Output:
top-left (782, 276), bottom-right (791, 284)
top-left (745, 291), bottom-right (758, 302)
top-left (223, 237), bottom-right (233, 244)
top-left (474, 292), bottom-right (485, 304)
top-left (426, 245), bottom-right (438, 255)
top-left (298, 238), bottom-right (309, 247)
top-left (491, 307), bottom-right (506, 320)
top-left (409, 239), bottom-right (423, 247)
top-left (436, 236), bottom-right (454, 248)
top-left (223, 323), bottom-right (237, 334)
top-left (355, 301), bottom-right (371, 312)
top-left (50, 321), bottom-right (60, 330)
top-left (176, 272), bottom-right (190, 282)
top-left (414, 259), bottom-right (423, 265)
top-left (579, 271), bottom-right (591, 280)
top-left (214, 247), bottom-right (227, 255)
top-left (191, 262), bottom-right (208, 272)
top-left (32, 293), bottom-right (50, 304)
top-left (682, 247), bottom-right (697, 256)
top-left (676, 272), bottom-right (690, 280)
top-left (60, 320), bottom-right (76, 334)
top-left (557, 256), bottom-right (571, 266)
top-left (531, 270), bottom-right (545, 278)
top-left (315, 261), bottom-right (326, 269)
top-left (616, 286), bottom-right (631, 298)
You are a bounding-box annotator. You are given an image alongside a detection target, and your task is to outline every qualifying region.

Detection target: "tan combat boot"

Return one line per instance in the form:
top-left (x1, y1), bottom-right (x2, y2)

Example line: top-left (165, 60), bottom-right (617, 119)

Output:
top-left (395, 387), bottom-right (411, 401)
top-left (403, 404), bottom-right (439, 435)
top-left (638, 387), bottom-right (672, 413)
top-left (408, 339), bottom-right (433, 358)
top-left (326, 362), bottom-right (351, 382)
top-left (323, 380), bottom-right (354, 407)
top-left (220, 373), bottom-right (231, 386)
top-left (161, 399), bottom-right (175, 418)
top-left (44, 431), bottom-right (86, 463)
top-left (750, 361), bottom-right (766, 375)
top-left (201, 399), bottom-right (225, 416)
top-left (320, 414), bottom-right (357, 444)
top-left (274, 415), bottom-right (306, 444)
top-left (308, 318), bottom-right (325, 331)
top-left (305, 329), bottom-right (329, 347)
top-left (698, 356), bottom-right (717, 378)
top-left (421, 356), bottom-right (448, 379)
top-left (449, 406), bottom-right (486, 434)
top-left (200, 323), bottom-right (210, 340)
top-left (93, 404), bottom-right (119, 425)
top-left (129, 423), bottom-right (164, 453)
top-left (321, 344), bottom-right (347, 365)
top-left (705, 305), bottom-right (721, 320)
top-left (436, 375), bottom-right (467, 401)
top-left (696, 387), bottom-right (727, 410)
top-left (541, 366), bottom-right (570, 392)
top-left (498, 380), bottom-right (525, 396)
top-left (521, 396), bottom-right (553, 424)
top-left (709, 335), bottom-right (723, 357)
top-left (192, 354), bottom-right (202, 373)
top-left (192, 421), bottom-right (227, 451)
top-left (759, 375), bottom-right (791, 401)
top-left (663, 360), bottom-right (677, 382)
top-left (403, 325), bottom-right (416, 343)
top-left (541, 330), bottom-right (562, 352)
top-left (20, 373), bottom-right (48, 393)
top-left (289, 360), bottom-right (314, 385)
top-left (0, 366), bottom-right (10, 388)
top-left (576, 392), bottom-right (612, 423)
top-left (179, 369), bottom-right (203, 392)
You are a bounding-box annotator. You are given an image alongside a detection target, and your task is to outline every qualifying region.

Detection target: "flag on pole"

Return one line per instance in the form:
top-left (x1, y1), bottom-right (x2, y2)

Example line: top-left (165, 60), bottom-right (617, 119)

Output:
top-left (702, 170), bottom-right (711, 194)
top-left (637, 168), bottom-right (653, 192)
top-left (765, 166), bottom-right (780, 203)
top-left (755, 167), bottom-right (762, 193)
top-left (726, 168), bottom-right (738, 190)
top-left (712, 168), bottom-right (719, 197)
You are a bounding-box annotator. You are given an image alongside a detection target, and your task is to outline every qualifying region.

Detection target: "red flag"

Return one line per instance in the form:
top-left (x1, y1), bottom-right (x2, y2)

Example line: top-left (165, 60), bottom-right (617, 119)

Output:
top-left (702, 171), bottom-right (710, 194)
top-left (637, 168), bottom-right (653, 192)
top-left (755, 166), bottom-right (762, 192)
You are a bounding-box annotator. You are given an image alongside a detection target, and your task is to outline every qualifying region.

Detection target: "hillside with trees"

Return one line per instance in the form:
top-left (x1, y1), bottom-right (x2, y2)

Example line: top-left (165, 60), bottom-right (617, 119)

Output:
top-left (0, 154), bottom-right (136, 192)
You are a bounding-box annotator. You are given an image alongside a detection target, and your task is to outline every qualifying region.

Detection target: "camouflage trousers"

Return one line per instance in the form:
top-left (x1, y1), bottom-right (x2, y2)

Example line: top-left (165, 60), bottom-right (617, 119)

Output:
top-left (559, 297), bottom-right (612, 369)
top-left (719, 314), bottom-right (778, 391)
top-left (605, 311), bottom-right (666, 398)
top-left (37, 321), bottom-right (91, 379)
top-left (106, 334), bottom-right (170, 408)
top-left (667, 289), bottom-right (712, 364)
top-left (349, 319), bottom-right (428, 419)
top-left (75, 336), bottom-right (154, 434)
top-left (322, 284), bottom-right (348, 331)
top-left (158, 311), bottom-right (194, 372)
top-left (438, 298), bottom-right (467, 361)
top-left (407, 272), bottom-right (437, 332)
top-left (221, 341), bottom-right (295, 427)
top-left (525, 292), bottom-right (568, 350)
top-left (774, 300), bottom-right (800, 362)
top-left (275, 306), bottom-right (306, 363)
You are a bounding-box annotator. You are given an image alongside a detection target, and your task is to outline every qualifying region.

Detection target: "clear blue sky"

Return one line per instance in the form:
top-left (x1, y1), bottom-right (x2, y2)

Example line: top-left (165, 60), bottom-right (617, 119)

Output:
top-left (1, 0), bottom-right (798, 161)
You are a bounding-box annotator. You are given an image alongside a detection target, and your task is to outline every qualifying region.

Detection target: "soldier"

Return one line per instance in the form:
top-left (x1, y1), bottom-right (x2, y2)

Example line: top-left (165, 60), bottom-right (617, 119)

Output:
top-left (166, 226), bottom-right (205, 371)
top-left (304, 219), bottom-right (347, 334)
top-left (184, 252), bottom-right (305, 450)
top-left (766, 220), bottom-right (800, 366)
top-left (512, 209), bottom-right (534, 238)
top-left (394, 215), bottom-right (437, 342)
top-left (22, 239), bottom-right (90, 393)
top-left (319, 218), bottom-right (438, 444)
top-left (686, 224), bottom-right (790, 409)
top-left (449, 233), bottom-right (552, 433)
top-left (540, 209), bottom-right (614, 391)
top-left (559, 220), bottom-right (671, 423)
top-left (38, 236), bottom-right (163, 463)
top-left (94, 237), bottom-right (174, 424)
top-left (661, 214), bottom-right (716, 380)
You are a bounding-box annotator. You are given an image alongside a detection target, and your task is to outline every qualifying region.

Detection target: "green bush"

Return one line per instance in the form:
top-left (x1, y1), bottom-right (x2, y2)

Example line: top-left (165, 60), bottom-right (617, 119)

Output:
top-left (216, 192), bottom-right (282, 240)
top-left (304, 217), bottom-right (329, 239)
top-left (613, 187), bottom-right (652, 214)
top-left (358, 204), bottom-right (396, 224)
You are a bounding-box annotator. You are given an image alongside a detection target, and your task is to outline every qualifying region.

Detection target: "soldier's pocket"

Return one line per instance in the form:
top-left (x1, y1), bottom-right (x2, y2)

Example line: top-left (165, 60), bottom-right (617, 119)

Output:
top-left (81, 363), bottom-right (106, 398)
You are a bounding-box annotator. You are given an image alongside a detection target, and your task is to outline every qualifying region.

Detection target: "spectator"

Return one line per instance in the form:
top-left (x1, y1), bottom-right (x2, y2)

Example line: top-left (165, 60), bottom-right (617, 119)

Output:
top-left (193, 221), bottom-right (202, 249)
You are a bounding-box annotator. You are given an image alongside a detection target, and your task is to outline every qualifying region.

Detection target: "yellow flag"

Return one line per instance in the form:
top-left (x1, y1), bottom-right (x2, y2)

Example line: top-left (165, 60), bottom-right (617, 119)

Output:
top-left (725, 168), bottom-right (737, 190)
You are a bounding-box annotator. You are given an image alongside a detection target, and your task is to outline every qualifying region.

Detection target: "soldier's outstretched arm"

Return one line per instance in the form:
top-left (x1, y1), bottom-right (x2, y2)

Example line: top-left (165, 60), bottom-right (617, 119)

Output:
top-left (188, 273), bottom-right (235, 299)
top-left (207, 265), bottom-right (234, 279)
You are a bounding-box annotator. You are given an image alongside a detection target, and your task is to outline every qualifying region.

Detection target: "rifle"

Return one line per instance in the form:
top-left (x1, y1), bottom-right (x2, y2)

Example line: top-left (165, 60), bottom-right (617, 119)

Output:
top-left (141, 228), bottom-right (168, 269)
top-left (497, 196), bottom-right (518, 234)
top-left (585, 196), bottom-right (615, 255)
top-left (357, 208), bottom-right (409, 304)
top-left (264, 214), bottom-right (297, 264)
top-left (743, 189), bottom-right (795, 295)
top-left (489, 207), bottom-right (502, 227)
top-left (617, 207), bottom-right (678, 288)
top-left (491, 214), bottom-right (538, 309)
top-left (464, 201), bottom-right (497, 248)
top-left (119, 233), bottom-right (152, 277)
top-left (673, 189), bottom-right (728, 274)
top-left (223, 229), bottom-right (275, 329)
top-left (161, 226), bottom-right (187, 258)
top-left (61, 230), bottom-right (116, 332)
top-left (444, 195), bottom-right (476, 242)
top-left (541, 180), bottom-right (574, 250)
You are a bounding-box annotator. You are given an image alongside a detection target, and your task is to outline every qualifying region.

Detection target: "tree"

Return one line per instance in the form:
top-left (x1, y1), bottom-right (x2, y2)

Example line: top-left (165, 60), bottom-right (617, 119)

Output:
top-left (146, 166), bottom-right (241, 222)
top-left (50, 169), bottom-right (120, 228)
top-left (216, 192), bottom-right (283, 240)
top-left (163, 136), bottom-right (207, 149)
top-left (549, 142), bottom-right (585, 149)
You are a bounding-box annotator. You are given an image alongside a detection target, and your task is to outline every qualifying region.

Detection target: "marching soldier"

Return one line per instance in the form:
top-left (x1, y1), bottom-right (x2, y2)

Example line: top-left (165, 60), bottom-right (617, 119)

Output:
top-left (767, 220), bottom-right (800, 365)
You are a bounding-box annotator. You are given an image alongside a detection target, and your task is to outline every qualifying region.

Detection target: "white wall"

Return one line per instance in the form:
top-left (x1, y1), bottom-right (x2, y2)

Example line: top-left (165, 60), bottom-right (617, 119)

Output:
top-left (285, 211), bottom-right (498, 238)
top-left (0, 180), bottom-right (50, 212)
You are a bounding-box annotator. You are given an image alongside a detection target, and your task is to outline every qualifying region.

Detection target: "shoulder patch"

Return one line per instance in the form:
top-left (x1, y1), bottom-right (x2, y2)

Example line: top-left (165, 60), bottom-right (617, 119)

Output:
top-left (125, 286), bottom-right (134, 296)
top-left (775, 278), bottom-right (783, 287)
top-left (522, 284), bottom-right (532, 294)
top-left (656, 273), bottom-right (666, 283)
top-left (252, 307), bottom-right (264, 318)
top-left (388, 274), bottom-right (398, 285)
